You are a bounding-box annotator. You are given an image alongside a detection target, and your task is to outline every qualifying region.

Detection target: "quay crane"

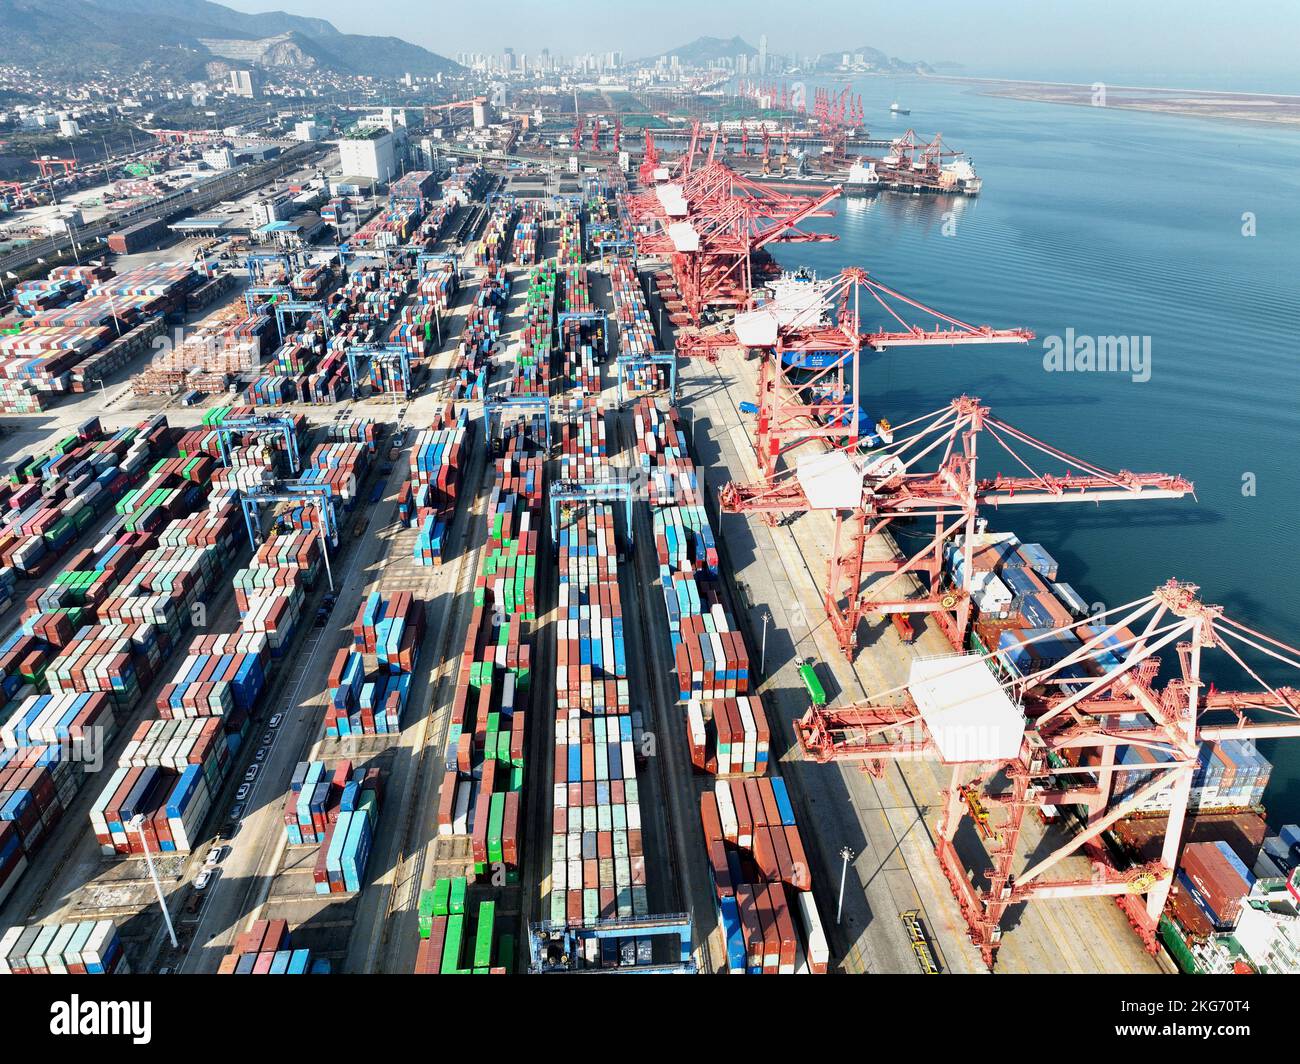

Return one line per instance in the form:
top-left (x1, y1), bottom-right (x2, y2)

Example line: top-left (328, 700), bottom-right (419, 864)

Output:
top-left (796, 581), bottom-right (1300, 968)
top-left (720, 394), bottom-right (1193, 656)
top-left (675, 266), bottom-right (1034, 481)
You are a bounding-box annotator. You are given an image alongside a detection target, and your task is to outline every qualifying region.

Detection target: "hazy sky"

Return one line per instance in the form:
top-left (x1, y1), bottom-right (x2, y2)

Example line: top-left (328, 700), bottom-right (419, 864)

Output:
top-left (218, 0), bottom-right (1299, 89)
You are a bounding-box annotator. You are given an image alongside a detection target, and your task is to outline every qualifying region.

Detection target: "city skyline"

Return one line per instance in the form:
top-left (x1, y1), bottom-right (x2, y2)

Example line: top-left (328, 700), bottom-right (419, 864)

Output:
top-left (218, 0), bottom-right (1300, 89)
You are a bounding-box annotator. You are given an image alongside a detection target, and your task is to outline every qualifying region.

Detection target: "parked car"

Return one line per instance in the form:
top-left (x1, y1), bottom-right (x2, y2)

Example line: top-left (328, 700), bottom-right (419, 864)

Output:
top-left (244, 764), bottom-right (259, 783)
top-left (194, 870), bottom-right (212, 891)
top-left (268, 714), bottom-right (283, 729)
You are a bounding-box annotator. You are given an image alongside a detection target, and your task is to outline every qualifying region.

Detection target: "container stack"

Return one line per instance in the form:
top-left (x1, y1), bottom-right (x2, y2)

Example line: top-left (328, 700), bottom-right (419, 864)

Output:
top-left (153, 644), bottom-right (266, 720)
top-left (1, 690), bottom-right (117, 750)
top-left (558, 206), bottom-right (583, 266)
top-left (283, 758), bottom-right (383, 847)
top-left (44, 621), bottom-right (163, 715)
top-left (477, 429), bottom-right (542, 623)
top-left (699, 777), bottom-right (829, 974)
top-left (435, 414), bottom-right (540, 887)
top-left (217, 918), bottom-right (327, 974)
top-left (514, 263), bottom-right (556, 395)
top-left (236, 580), bottom-right (303, 660)
top-left (627, 398), bottom-right (823, 970)
top-left (90, 716), bottom-right (232, 856)
top-left (352, 199), bottom-right (420, 249)
top-left (454, 269), bottom-right (507, 399)
top-left (97, 538), bottom-right (225, 649)
top-left (326, 418), bottom-right (380, 454)
top-left (415, 885), bottom-right (508, 974)
top-left (1175, 840), bottom-right (1256, 932)
top-left (410, 405), bottom-right (468, 566)
top-left (1106, 733), bottom-right (1273, 815)
top-left (439, 601), bottom-right (527, 873)
top-left (475, 199), bottom-right (518, 267)
top-left (953, 530), bottom-right (1092, 653)
top-left (548, 404), bottom-right (651, 940)
top-left (0, 745), bottom-right (86, 901)
top-left (325, 592), bottom-right (426, 737)
top-left (0, 415), bottom-right (166, 577)
top-left (314, 765), bottom-right (382, 894)
top-left (560, 267), bottom-right (602, 395)
top-left (512, 202), bottom-right (541, 266)
top-left (632, 401), bottom-right (756, 773)
top-left (0, 920), bottom-right (129, 974)
top-left (417, 260), bottom-right (459, 316)
top-left (610, 257), bottom-right (657, 359)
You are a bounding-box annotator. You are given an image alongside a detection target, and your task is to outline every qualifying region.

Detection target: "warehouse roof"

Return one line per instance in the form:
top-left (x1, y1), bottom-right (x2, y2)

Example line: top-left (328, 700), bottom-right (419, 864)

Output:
top-left (169, 216), bottom-right (230, 231)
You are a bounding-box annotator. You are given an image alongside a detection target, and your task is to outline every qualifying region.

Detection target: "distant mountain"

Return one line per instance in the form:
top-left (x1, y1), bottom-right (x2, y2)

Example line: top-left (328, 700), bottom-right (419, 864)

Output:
top-left (646, 36), bottom-right (757, 65)
top-left (0, 0), bottom-right (460, 78)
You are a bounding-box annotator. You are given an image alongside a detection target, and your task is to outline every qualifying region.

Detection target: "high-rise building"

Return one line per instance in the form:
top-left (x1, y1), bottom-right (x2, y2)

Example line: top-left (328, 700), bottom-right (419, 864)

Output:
top-left (228, 69), bottom-right (261, 99)
top-left (758, 35), bottom-right (768, 74)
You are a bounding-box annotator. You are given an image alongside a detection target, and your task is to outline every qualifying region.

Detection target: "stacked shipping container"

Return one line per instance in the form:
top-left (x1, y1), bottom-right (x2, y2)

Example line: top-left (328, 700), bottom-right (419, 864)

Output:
top-left (631, 398), bottom-right (825, 971)
top-left (549, 403), bottom-right (650, 943)
top-left (325, 592), bottom-right (425, 736)
top-left (217, 918), bottom-right (326, 974)
top-left (0, 919), bottom-right (128, 973)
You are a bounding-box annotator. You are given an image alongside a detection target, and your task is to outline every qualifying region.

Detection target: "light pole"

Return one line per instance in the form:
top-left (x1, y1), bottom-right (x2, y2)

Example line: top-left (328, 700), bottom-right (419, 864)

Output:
top-left (760, 610), bottom-right (771, 675)
top-left (317, 500), bottom-right (335, 592)
top-left (64, 219), bottom-right (81, 265)
top-left (130, 814), bottom-right (179, 949)
top-left (837, 846), bottom-right (855, 926)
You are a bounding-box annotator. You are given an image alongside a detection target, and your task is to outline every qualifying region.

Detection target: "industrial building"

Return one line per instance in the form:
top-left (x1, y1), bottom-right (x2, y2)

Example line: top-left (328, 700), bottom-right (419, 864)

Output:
top-left (228, 69), bottom-right (261, 99)
top-left (336, 126), bottom-right (396, 183)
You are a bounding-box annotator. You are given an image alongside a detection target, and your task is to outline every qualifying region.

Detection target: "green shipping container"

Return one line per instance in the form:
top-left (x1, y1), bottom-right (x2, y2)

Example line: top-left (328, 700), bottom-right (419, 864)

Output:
top-left (487, 793), bottom-right (505, 864)
top-left (418, 889), bottom-right (436, 939)
top-left (473, 900), bottom-right (495, 969)
top-left (432, 877), bottom-right (451, 916)
top-left (441, 914), bottom-right (464, 972)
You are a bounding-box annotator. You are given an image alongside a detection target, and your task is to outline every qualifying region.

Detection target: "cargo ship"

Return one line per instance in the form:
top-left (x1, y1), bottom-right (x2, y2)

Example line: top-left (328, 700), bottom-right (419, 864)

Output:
top-left (890, 100), bottom-right (911, 115)
top-left (845, 152), bottom-right (981, 197)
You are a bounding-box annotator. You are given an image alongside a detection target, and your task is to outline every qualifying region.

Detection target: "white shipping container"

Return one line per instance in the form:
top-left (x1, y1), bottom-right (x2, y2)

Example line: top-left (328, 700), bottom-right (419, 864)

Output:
top-left (796, 889), bottom-right (830, 973)
top-left (714, 780), bottom-right (738, 841)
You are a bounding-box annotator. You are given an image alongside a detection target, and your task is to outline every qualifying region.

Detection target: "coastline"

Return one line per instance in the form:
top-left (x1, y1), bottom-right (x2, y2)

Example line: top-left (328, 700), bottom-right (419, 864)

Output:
top-left (919, 73), bottom-right (1300, 128)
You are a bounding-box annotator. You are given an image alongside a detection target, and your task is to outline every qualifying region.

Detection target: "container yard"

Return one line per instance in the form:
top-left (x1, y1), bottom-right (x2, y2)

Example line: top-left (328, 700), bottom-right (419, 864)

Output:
top-left (0, 41), bottom-right (1292, 1016)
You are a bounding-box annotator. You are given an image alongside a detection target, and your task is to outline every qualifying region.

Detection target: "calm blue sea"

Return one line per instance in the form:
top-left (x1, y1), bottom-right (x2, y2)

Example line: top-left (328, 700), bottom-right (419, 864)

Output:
top-left (765, 77), bottom-right (1300, 824)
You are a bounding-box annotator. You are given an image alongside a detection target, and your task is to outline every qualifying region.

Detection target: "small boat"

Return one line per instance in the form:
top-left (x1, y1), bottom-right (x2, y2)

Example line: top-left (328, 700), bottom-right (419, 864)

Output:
top-left (890, 100), bottom-right (911, 115)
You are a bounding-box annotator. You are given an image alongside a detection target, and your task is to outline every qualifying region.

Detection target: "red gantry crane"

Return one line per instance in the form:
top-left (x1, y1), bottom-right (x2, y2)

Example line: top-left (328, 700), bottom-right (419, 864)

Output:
top-left (627, 148), bottom-right (841, 323)
top-left (31, 158), bottom-right (77, 178)
top-left (796, 580), bottom-right (1300, 967)
top-left (721, 393), bottom-right (1193, 656)
top-left (678, 266), bottom-right (1034, 481)
top-left (638, 127), bottom-right (661, 186)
